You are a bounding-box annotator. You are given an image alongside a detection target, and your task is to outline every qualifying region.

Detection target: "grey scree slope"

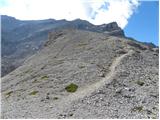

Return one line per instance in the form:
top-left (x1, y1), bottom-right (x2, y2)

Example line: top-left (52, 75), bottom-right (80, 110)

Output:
top-left (1, 29), bottom-right (159, 119)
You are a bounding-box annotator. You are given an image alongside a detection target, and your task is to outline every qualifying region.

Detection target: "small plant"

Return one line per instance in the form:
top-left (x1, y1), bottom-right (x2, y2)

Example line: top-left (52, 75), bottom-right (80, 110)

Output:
top-left (41, 75), bottom-right (49, 80)
top-left (136, 80), bottom-right (145, 86)
top-left (5, 91), bottom-right (13, 96)
top-left (152, 107), bottom-right (157, 110)
top-left (65, 83), bottom-right (78, 93)
top-left (152, 117), bottom-right (157, 119)
top-left (53, 97), bottom-right (59, 100)
top-left (132, 106), bottom-right (143, 112)
top-left (29, 91), bottom-right (38, 95)
top-left (69, 113), bottom-right (73, 116)
top-left (32, 79), bottom-right (39, 83)
top-left (78, 43), bottom-right (87, 47)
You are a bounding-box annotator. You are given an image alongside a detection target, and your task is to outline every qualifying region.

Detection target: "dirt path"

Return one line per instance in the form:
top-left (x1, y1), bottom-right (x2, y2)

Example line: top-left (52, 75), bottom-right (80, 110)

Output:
top-left (50, 50), bottom-right (134, 110)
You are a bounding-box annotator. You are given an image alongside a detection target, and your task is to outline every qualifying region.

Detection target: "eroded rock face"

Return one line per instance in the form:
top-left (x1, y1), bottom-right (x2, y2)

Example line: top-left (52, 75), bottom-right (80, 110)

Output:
top-left (101, 22), bottom-right (119, 31)
top-left (97, 22), bottom-right (125, 36)
top-left (1, 29), bottom-right (159, 119)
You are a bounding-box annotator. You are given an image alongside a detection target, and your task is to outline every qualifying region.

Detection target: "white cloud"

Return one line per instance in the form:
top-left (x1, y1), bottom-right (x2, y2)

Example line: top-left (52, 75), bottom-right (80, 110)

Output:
top-left (0, 0), bottom-right (140, 28)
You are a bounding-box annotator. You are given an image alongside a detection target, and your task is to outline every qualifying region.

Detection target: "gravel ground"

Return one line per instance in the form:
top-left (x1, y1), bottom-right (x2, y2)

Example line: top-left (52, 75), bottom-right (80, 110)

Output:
top-left (1, 29), bottom-right (159, 119)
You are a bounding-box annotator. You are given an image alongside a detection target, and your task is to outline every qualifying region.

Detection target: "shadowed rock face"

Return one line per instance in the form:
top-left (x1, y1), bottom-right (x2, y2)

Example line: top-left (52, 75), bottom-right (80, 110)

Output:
top-left (1, 15), bottom-right (124, 77)
top-left (1, 29), bottom-right (159, 119)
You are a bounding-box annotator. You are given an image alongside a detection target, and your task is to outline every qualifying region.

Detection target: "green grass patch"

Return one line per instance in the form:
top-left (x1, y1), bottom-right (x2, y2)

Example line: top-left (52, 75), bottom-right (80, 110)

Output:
top-left (65, 83), bottom-right (78, 93)
top-left (53, 97), bottom-right (59, 100)
top-left (5, 91), bottom-right (13, 96)
top-left (136, 80), bottom-right (145, 86)
top-left (132, 106), bottom-right (143, 112)
top-left (29, 91), bottom-right (39, 95)
top-left (41, 75), bottom-right (49, 80)
top-left (78, 43), bottom-right (87, 47)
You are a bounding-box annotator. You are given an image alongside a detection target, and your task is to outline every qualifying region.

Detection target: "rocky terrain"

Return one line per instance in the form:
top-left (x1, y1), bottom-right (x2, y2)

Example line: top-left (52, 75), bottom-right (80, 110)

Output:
top-left (1, 29), bottom-right (159, 119)
top-left (1, 15), bottom-right (124, 77)
top-left (2, 15), bottom-right (156, 77)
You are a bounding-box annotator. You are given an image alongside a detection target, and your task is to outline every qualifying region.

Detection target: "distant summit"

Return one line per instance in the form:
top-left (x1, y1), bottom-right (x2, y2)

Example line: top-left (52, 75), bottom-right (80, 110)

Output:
top-left (1, 15), bottom-right (124, 36)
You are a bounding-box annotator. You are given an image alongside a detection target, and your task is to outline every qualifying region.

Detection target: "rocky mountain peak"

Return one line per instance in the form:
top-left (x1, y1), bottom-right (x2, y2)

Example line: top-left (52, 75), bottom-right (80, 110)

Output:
top-left (99, 22), bottom-right (119, 31)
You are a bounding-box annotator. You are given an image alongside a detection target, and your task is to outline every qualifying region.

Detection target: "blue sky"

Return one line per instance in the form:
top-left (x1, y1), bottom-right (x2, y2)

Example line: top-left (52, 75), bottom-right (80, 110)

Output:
top-left (124, 1), bottom-right (159, 46)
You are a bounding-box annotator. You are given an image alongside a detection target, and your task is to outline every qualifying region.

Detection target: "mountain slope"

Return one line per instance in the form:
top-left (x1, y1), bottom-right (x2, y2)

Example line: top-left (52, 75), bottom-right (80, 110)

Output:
top-left (1, 29), bottom-right (159, 119)
top-left (1, 15), bottom-right (124, 76)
